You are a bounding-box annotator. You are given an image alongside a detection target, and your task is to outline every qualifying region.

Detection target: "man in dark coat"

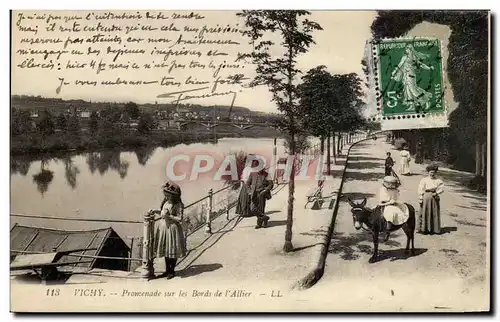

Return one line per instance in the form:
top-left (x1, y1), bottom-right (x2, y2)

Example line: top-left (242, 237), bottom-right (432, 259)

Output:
top-left (247, 169), bottom-right (274, 229)
top-left (385, 152), bottom-right (395, 176)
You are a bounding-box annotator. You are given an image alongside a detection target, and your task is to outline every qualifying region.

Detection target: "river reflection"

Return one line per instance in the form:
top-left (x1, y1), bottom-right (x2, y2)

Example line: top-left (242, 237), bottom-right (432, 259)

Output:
top-left (10, 138), bottom-right (287, 239)
top-left (86, 151), bottom-right (129, 179)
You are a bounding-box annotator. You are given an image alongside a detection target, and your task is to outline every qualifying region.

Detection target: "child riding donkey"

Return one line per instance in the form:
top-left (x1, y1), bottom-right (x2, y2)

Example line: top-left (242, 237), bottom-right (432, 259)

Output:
top-left (378, 176), bottom-right (409, 241)
top-left (348, 176), bottom-right (416, 263)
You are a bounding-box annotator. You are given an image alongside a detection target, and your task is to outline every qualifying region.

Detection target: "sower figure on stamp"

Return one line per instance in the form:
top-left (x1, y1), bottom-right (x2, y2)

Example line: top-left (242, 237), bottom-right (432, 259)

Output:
top-left (247, 169), bottom-right (274, 229)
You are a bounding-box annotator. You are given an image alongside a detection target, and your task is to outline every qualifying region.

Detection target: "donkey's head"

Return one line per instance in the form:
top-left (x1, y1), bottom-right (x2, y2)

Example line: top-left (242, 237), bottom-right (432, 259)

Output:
top-left (347, 197), bottom-right (371, 230)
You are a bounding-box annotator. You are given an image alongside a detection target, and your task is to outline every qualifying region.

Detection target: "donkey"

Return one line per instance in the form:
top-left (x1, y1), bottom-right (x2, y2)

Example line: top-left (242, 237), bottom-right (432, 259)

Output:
top-left (347, 197), bottom-right (416, 263)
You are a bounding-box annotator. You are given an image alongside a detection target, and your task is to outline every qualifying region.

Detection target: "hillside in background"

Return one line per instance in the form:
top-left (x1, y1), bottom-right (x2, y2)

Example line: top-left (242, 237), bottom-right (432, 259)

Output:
top-left (10, 95), bottom-right (271, 117)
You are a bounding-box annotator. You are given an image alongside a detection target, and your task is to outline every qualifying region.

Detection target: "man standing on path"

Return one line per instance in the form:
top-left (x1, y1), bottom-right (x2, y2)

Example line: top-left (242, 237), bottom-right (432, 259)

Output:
top-left (248, 169), bottom-right (274, 229)
top-left (385, 152), bottom-right (395, 176)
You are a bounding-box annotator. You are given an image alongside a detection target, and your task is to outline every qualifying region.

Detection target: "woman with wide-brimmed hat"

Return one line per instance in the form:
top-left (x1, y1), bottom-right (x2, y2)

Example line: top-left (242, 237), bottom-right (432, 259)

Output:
top-left (418, 163), bottom-right (444, 234)
top-left (150, 181), bottom-right (187, 279)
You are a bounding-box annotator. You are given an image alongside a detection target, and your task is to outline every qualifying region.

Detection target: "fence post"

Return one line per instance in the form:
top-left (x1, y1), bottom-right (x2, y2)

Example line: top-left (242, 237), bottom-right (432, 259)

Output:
top-left (273, 138), bottom-right (278, 183)
top-left (225, 186), bottom-right (231, 221)
top-left (205, 189), bottom-right (213, 234)
top-left (141, 212), bottom-right (154, 280)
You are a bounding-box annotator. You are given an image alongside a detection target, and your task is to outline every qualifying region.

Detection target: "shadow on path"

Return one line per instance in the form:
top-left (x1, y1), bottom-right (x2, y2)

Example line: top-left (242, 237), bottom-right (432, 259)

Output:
top-left (347, 161), bottom-right (382, 170)
top-left (350, 156), bottom-right (384, 162)
top-left (341, 191), bottom-right (376, 201)
top-left (292, 243), bottom-right (324, 253)
top-left (454, 219), bottom-right (486, 228)
top-left (440, 226), bottom-right (458, 234)
top-left (328, 232), bottom-right (402, 261)
top-left (300, 228), bottom-right (328, 238)
top-left (266, 220), bottom-right (287, 228)
top-left (345, 171), bottom-right (384, 182)
top-left (376, 248), bottom-right (428, 262)
top-left (178, 263), bottom-right (223, 278)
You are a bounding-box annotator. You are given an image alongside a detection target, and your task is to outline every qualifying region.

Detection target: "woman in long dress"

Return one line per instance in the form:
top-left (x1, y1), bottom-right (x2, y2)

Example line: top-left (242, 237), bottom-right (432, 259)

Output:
top-left (399, 146), bottom-right (411, 175)
top-left (235, 158), bottom-right (255, 217)
top-left (391, 44), bottom-right (435, 112)
top-left (151, 181), bottom-right (187, 279)
top-left (418, 164), bottom-right (444, 234)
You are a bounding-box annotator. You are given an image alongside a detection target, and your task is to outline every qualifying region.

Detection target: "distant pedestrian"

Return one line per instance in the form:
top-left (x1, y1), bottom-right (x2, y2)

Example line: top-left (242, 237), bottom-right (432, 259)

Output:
top-left (385, 152), bottom-right (395, 176)
top-left (151, 181), bottom-right (187, 279)
top-left (248, 169), bottom-right (274, 229)
top-left (399, 145), bottom-right (411, 175)
top-left (418, 164), bottom-right (444, 234)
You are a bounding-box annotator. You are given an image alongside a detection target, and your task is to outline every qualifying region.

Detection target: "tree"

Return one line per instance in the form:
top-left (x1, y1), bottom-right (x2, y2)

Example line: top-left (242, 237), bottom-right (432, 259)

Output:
top-left (298, 65), bottom-right (336, 172)
top-left (371, 11), bottom-right (488, 178)
top-left (329, 73), bottom-right (365, 155)
top-left (98, 108), bottom-right (122, 135)
top-left (55, 114), bottom-right (68, 131)
top-left (124, 102), bottom-right (140, 120)
top-left (36, 109), bottom-right (55, 135)
top-left (11, 108), bottom-right (33, 135)
top-left (66, 114), bottom-right (80, 134)
top-left (137, 112), bottom-right (157, 135)
top-left (237, 10), bottom-right (322, 252)
top-left (89, 111), bottom-right (99, 133)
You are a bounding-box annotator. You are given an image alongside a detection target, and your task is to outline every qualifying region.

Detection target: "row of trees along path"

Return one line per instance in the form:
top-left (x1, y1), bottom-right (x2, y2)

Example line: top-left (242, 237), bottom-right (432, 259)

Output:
top-left (237, 11), bottom-right (367, 253)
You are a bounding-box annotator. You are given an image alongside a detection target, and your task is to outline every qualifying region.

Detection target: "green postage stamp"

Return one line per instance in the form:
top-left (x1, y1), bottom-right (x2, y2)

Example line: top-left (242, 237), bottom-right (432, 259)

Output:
top-left (374, 38), bottom-right (445, 117)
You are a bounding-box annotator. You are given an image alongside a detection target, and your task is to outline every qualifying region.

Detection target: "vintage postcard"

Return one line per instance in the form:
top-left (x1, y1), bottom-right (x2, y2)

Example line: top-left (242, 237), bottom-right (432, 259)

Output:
top-left (9, 9), bottom-right (490, 312)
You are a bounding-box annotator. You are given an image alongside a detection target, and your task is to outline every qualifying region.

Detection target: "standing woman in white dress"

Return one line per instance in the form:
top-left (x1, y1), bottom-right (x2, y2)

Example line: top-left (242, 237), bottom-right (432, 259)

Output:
top-left (418, 164), bottom-right (444, 234)
top-left (151, 181), bottom-right (187, 279)
top-left (399, 145), bottom-right (412, 176)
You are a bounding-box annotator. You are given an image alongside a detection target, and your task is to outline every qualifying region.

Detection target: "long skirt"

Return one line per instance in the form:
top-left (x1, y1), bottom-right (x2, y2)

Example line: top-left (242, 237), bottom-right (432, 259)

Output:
top-left (250, 191), bottom-right (267, 217)
top-left (154, 220), bottom-right (187, 259)
top-left (419, 192), bottom-right (441, 234)
top-left (400, 157), bottom-right (411, 175)
top-left (235, 183), bottom-right (252, 217)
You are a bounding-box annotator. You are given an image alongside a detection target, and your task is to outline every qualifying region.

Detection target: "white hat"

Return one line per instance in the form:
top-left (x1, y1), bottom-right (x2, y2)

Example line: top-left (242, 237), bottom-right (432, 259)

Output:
top-left (382, 176), bottom-right (399, 189)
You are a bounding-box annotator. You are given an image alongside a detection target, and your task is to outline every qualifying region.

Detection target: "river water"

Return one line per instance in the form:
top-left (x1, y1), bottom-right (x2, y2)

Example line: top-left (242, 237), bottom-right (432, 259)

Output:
top-left (10, 137), bottom-right (292, 240)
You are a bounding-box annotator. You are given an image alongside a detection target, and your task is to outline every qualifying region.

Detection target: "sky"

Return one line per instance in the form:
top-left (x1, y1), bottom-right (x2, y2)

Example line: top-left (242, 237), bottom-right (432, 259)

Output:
top-left (11, 10), bottom-right (378, 113)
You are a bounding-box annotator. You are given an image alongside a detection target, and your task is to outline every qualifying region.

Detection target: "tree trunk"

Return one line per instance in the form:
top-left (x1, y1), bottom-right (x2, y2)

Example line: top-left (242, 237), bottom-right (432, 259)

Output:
top-left (332, 131), bottom-right (337, 165)
top-left (284, 130), bottom-right (295, 253)
top-left (481, 141), bottom-right (487, 177)
top-left (434, 135), bottom-right (440, 161)
top-left (283, 39), bottom-right (295, 253)
top-left (475, 139), bottom-right (481, 176)
top-left (337, 133), bottom-right (342, 156)
top-left (326, 135), bottom-right (331, 175)
top-left (320, 136), bottom-right (325, 156)
top-left (415, 131), bottom-right (423, 164)
top-left (408, 130), bottom-right (416, 155)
